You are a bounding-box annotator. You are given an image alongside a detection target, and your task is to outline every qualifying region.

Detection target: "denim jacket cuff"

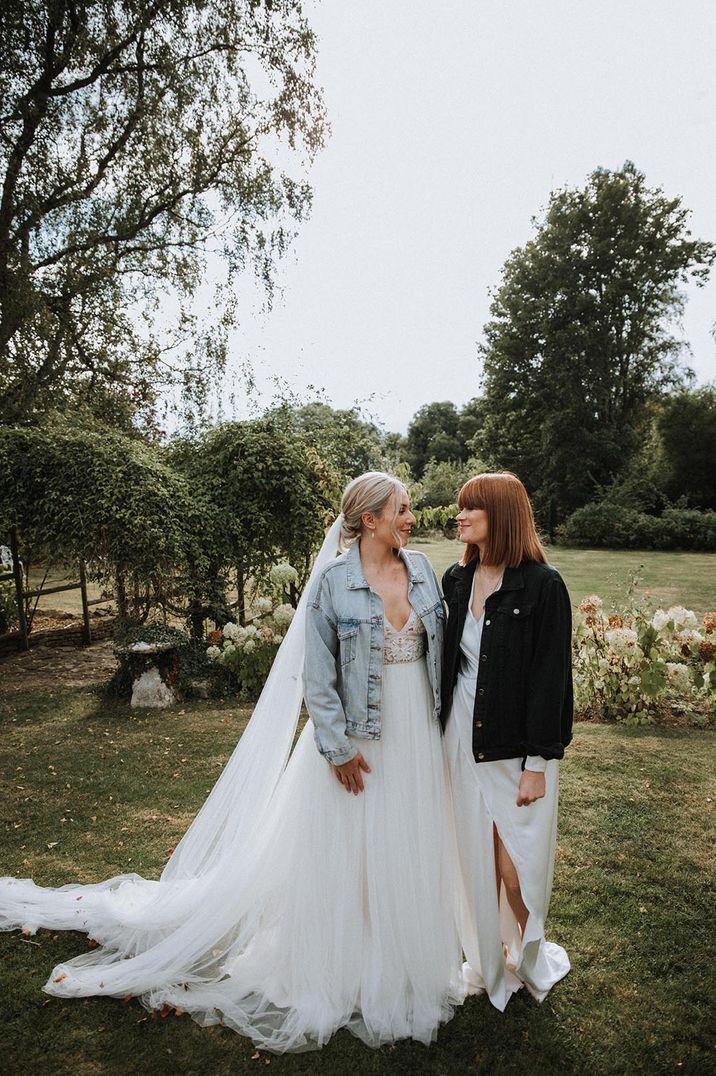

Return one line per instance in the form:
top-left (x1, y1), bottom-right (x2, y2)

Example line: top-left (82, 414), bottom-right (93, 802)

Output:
top-left (321, 742), bottom-right (358, 766)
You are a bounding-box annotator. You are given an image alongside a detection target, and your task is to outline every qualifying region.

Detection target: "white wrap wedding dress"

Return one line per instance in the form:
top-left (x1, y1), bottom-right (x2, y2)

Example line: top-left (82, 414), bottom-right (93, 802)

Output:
top-left (445, 572), bottom-right (570, 1009)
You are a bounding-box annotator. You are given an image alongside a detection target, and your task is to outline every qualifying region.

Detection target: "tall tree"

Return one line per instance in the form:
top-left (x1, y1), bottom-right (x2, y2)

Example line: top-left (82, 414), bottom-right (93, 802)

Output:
top-left (473, 163), bottom-right (715, 520)
top-left (272, 401), bottom-right (386, 489)
top-left (405, 401), bottom-right (462, 478)
top-left (654, 387), bottom-right (716, 510)
top-left (0, 0), bottom-right (326, 428)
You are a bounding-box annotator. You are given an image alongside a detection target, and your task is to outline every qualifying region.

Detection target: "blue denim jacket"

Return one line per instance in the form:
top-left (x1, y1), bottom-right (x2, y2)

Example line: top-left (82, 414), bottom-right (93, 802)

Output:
top-left (303, 539), bottom-right (445, 764)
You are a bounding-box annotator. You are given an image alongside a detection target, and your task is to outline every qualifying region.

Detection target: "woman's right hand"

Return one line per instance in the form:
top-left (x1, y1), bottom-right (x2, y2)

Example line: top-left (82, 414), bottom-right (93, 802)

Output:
top-left (332, 753), bottom-right (372, 794)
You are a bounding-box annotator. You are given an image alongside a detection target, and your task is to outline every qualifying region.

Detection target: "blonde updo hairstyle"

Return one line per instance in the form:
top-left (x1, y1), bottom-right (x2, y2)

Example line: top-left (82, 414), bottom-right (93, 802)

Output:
top-left (339, 471), bottom-right (408, 552)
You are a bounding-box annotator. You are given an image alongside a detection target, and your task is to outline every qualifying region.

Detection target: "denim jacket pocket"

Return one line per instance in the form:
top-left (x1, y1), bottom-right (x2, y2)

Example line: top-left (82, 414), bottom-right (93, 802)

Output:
top-left (494, 602), bottom-right (534, 659)
top-left (337, 619), bottom-right (360, 666)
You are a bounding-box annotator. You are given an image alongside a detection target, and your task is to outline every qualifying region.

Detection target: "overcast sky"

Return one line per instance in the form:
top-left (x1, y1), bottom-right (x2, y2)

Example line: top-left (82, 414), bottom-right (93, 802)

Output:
top-left (216, 0), bottom-right (716, 434)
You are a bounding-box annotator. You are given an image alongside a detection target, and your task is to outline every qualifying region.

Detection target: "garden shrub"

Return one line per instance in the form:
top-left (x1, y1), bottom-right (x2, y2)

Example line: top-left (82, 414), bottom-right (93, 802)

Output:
top-left (574, 597), bottom-right (716, 726)
top-left (558, 501), bottom-right (716, 551)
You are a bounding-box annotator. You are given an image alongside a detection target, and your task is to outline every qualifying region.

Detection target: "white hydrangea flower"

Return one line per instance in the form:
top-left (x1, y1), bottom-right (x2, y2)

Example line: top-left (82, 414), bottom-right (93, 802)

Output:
top-left (222, 621), bottom-right (240, 641)
top-left (255, 596), bottom-right (273, 615)
top-left (666, 606), bottom-right (698, 629)
top-left (273, 603), bottom-right (295, 628)
top-left (206, 645), bottom-right (221, 660)
top-left (605, 627), bottom-right (639, 655)
top-left (666, 662), bottom-right (691, 689)
top-left (243, 638), bottom-right (257, 654)
top-left (675, 629), bottom-right (703, 649)
top-left (598, 657), bottom-right (609, 671)
top-left (270, 562), bottom-right (299, 588)
top-left (628, 675), bottom-right (640, 686)
top-left (651, 609), bottom-right (670, 631)
top-left (222, 640), bottom-right (236, 654)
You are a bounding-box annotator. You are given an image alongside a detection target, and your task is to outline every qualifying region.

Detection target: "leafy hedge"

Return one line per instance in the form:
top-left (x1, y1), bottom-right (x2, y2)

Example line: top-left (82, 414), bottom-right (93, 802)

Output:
top-left (557, 501), bottom-right (716, 551)
top-left (0, 425), bottom-right (200, 578)
top-left (0, 418), bottom-right (333, 636)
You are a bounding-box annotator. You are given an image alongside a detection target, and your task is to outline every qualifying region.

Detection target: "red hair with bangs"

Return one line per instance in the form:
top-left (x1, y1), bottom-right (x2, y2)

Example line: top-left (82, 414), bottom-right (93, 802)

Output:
top-left (458, 472), bottom-right (547, 568)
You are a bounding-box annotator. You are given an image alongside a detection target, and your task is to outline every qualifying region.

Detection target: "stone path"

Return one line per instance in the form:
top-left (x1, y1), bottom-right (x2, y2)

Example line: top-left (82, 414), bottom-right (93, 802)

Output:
top-left (0, 638), bottom-right (117, 694)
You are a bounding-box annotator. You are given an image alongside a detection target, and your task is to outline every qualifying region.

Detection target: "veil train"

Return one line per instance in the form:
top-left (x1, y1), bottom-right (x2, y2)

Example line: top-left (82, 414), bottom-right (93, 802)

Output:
top-left (0, 516), bottom-right (345, 1014)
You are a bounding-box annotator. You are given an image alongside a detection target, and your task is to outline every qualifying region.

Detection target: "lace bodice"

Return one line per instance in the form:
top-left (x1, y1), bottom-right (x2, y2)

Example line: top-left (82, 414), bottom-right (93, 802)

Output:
top-left (383, 607), bottom-right (426, 664)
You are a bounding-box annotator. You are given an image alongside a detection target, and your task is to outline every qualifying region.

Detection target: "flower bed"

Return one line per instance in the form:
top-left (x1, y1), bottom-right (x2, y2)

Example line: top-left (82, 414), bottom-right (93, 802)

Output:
top-left (574, 596), bottom-right (715, 726)
top-left (205, 562), bottom-right (298, 700)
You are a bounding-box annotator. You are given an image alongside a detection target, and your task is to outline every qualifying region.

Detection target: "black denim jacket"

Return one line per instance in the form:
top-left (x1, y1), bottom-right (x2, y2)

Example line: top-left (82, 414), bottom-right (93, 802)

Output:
top-left (441, 558), bottom-right (573, 764)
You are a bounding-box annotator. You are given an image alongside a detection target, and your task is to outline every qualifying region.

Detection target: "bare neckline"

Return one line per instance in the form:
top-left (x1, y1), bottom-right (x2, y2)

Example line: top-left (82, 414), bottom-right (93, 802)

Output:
top-left (467, 570), bottom-right (500, 624)
top-left (385, 606), bottom-right (416, 634)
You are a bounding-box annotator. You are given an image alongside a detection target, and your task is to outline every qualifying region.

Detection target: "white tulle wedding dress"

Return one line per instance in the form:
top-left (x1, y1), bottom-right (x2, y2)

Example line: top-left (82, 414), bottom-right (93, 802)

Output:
top-left (0, 518), bottom-right (466, 1052)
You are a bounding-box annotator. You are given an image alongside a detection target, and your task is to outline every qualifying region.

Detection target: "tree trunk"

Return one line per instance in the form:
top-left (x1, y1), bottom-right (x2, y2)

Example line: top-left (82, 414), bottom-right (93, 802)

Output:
top-left (9, 526), bottom-right (28, 650)
top-left (189, 595), bottom-right (204, 641)
top-left (115, 568), bottom-right (128, 619)
top-left (237, 564), bottom-right (246, 626)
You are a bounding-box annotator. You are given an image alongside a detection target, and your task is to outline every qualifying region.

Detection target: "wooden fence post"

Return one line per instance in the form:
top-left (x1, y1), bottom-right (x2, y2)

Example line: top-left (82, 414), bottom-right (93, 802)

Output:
top-left (9, 526), bottom-right (28, 650)
top-left (78, 558), bottom-right (92, 645)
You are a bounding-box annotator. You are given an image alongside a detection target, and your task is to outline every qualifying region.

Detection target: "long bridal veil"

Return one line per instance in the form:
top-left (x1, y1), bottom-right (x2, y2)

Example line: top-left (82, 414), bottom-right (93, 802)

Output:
top-left (0, 515), bottom-right (345, 1020)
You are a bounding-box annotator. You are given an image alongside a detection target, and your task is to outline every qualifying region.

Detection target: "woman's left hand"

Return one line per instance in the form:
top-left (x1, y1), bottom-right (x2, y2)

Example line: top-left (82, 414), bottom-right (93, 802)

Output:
top-left (517, 769), bottom-right (546, 807)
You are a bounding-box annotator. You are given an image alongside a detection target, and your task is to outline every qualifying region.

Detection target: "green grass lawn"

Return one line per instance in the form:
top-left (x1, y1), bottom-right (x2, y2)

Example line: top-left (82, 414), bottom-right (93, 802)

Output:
top-left (1, 687), bottom-right (714, 1075)
top-left (415, 538), bottom-right (716, 619)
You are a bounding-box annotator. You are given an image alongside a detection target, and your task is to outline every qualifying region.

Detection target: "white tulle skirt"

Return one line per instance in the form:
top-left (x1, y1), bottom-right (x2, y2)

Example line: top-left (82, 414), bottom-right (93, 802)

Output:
top-left (0, 657), bottom-right (466, 1052)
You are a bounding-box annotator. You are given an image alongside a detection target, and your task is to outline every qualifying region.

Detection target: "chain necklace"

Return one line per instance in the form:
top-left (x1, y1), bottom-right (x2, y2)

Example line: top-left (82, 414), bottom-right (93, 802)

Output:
top-left (475, 564), bottom-right (504, 595)
top-left (472, 564), bottom-right (504, 618)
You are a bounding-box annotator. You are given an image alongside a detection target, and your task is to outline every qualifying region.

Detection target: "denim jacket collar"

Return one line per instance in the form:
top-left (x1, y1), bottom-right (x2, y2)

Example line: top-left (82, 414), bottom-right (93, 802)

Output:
top-left (344, 538), bottom-right (425, 590)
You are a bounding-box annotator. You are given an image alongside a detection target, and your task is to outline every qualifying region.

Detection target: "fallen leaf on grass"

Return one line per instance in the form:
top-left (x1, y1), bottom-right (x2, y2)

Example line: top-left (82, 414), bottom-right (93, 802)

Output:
top-left (159, 1003), bottom-right (173, 1018)
top-left (122, 994), bottom-right (133, 1004)
top-left (87, 938), bottom-right (98, 948)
